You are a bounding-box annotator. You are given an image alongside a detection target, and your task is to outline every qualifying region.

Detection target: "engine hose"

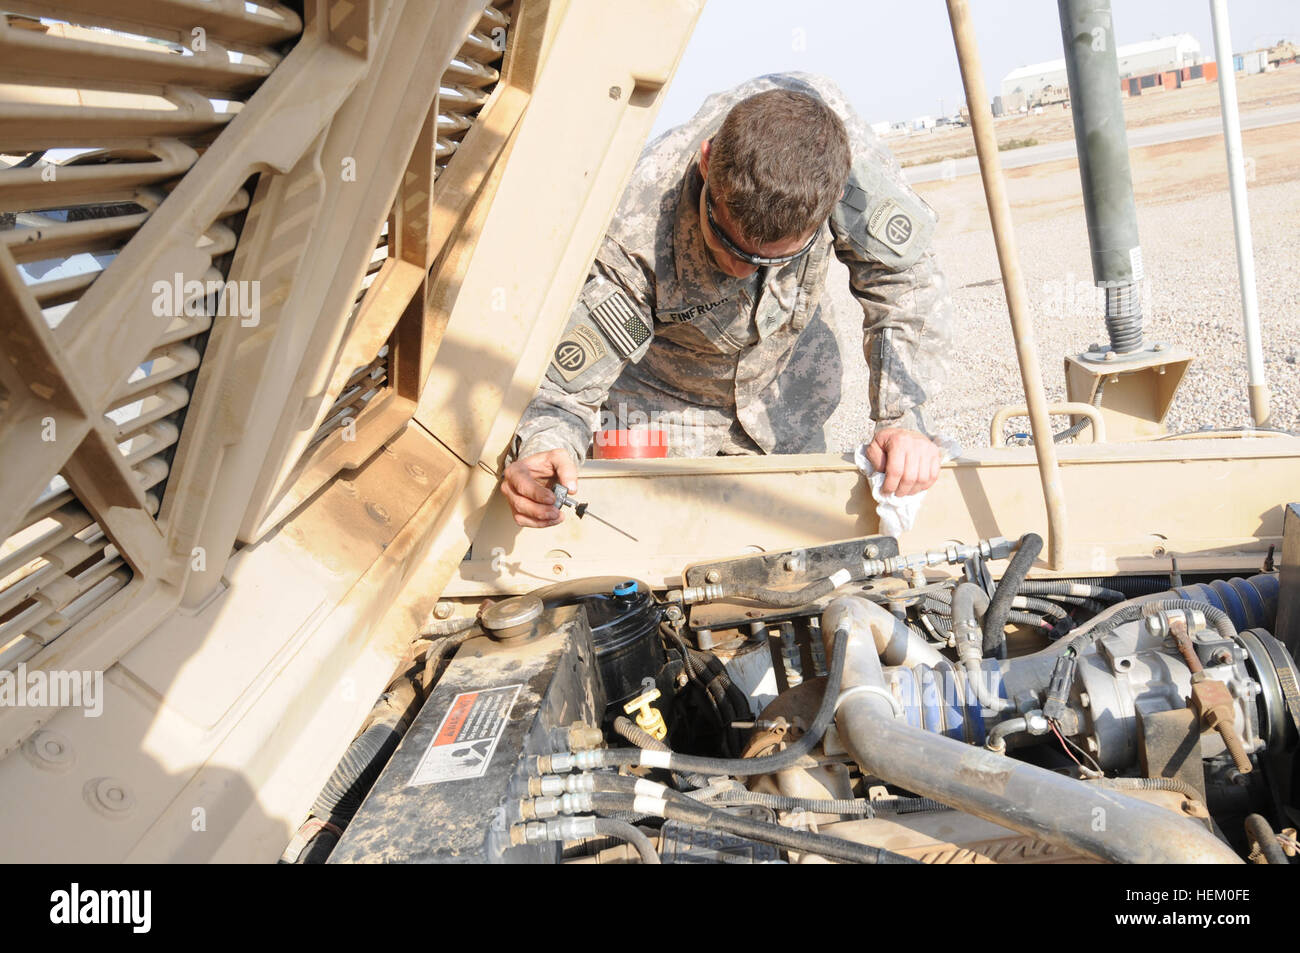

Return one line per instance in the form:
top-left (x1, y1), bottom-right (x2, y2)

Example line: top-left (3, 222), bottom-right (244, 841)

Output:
top-left (873, 796), bottom-right (952, 815)
top-left (310, 722), bottom-right (403, 825)
top-left (567, 624), bottom-right (848, 776)
top-left (1018, 580), bottom-right (1124, 602)
top-left (309, 669), bottom-right (422, 829)
top-left (1244, 814), bottom-right (1289, 865)
top-left (590, 818), bottom-right (661, 864)
top-left (935, 610), bottom-right (1051, 633)
top-left (1035, 575), bottom-right (1174, 598)
top-left (1088, 776), bottom-right (1204, 804)
top-left (1031, 592), bottom-right (1112, 616)
top-left (983, 533), bottom-right (1044, 658)
top-left (612, 716), bottom-right (710, 790)
top-left (715, 791), bottom-right (953, 816)
top-left (586, 792), bottom-right (918, 864)
top-left (420, 628), bottom-right (476, 699)
top-left (712, 790), bottom-right (875, 816)
top-left (1014, 596), bottom-right (1069, 621)
top-left (921, 597), bottom-right (952, 617)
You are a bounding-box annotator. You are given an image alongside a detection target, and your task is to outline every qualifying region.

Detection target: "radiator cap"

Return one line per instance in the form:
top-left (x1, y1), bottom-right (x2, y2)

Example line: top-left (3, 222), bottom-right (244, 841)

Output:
top-left (481, 594), bottom-right (544, 641)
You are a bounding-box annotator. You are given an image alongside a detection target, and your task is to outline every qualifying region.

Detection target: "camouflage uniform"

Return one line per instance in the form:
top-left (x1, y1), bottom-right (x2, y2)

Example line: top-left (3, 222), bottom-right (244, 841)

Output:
top-left (515, 72), bottom-right (953, 465)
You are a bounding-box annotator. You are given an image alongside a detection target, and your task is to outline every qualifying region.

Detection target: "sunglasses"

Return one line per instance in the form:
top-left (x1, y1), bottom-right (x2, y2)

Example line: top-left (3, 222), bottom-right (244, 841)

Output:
top-left (703, 183), bottom-right (819, 267)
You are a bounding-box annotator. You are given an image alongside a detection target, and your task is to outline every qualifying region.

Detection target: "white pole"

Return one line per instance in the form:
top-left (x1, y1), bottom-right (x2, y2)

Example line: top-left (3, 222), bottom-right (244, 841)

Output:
top-left (1209, 0), bottom-right (1270, 427)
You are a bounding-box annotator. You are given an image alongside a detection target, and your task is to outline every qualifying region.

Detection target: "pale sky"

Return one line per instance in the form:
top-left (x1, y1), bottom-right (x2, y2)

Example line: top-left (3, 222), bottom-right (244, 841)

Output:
top-left (652, 0), bottom-right (1300, 132)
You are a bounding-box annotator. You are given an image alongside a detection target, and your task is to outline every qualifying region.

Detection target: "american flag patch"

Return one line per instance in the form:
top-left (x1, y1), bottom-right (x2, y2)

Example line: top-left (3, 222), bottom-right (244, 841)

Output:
top-left (590, 290), bottom-right (651, 357)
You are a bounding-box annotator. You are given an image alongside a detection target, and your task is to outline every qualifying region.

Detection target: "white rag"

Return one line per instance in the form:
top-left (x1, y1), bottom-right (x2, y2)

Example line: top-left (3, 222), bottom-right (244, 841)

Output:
top-left (854, 434), bottom-right (962, 538)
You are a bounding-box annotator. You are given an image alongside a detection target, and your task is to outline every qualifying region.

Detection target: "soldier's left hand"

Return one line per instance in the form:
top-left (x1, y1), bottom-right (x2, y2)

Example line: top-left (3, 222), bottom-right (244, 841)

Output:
top-left (866, 428), bottom-right (942, 496)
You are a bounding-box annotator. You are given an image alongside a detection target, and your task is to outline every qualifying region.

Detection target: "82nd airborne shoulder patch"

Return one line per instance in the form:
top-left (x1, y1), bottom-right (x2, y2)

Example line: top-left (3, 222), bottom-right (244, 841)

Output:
top-left (867, 201), bottom-right (915, 256)
top-left (552, 324), bottom-right (608, 383)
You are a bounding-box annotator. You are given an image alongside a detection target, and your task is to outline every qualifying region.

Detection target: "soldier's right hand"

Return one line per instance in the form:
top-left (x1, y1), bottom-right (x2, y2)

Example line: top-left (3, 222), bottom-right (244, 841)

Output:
top-left (501, 449), bottom-right (579, 528)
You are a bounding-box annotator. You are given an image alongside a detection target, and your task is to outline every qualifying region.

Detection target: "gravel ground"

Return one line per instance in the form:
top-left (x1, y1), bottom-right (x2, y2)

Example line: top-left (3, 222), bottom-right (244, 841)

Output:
top-left (822, 172), bottom-right (1300, 453)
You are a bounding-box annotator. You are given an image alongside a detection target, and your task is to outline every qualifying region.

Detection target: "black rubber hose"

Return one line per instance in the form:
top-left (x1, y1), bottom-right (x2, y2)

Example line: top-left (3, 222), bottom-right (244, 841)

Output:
top-left (1244, 814), bottom-right (1289, 865)
top-left (1018, 580), bottom-right (1124, 602)
top-left (613, 716), bottom-right (709, 790)
top-left (711, 791), bottom-right (874, 815)
top-left (587, 792), bottom-right (917, 864)
top-left (310, 722), bottom-right (402, 824)
top-left (591, 818), bottom-right (661, 864)
top-left (1028, 591), bottom-right (1112, 615)
top-left (420, 628), bottom-right (476, 699)
top-left (984, 533), bottom-right (1043, 658)
top-left (922, 597), bottom-right (952, 616)
top-left (1017, 595), bottom-right (1069, 621)
top-left (292, 827), bottom-right (340, 864)
top-left (1033, 575), bottom-right (1173, 598)
top-left (724, 577), bottom-right (837, 608)
top-left (1089, 776), bottom-right (1204, 803)
top-left (584, 624), bottom-right (847, 776)
top-left (935, 611), bottom-right (1048, 632)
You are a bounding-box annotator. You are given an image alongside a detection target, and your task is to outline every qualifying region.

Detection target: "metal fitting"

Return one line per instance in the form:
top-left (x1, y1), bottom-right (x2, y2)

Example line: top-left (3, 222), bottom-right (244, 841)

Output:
top-left (527, 773), bottom-right (597, 797)
top-left (863, 536), bottom-right (1012, 578)
top-left (565, 724), bottom-right (604, 751)
top-left (509, 816), bottom-right (599, 847)
top-left (534, 749), bottom-right (604, 774)
top-left (520, 792), bottom-right (595, 819)
top-left (676, 583), bottom-right (726, 605)
top-left (1025, 710), bottom-right (1050, 735)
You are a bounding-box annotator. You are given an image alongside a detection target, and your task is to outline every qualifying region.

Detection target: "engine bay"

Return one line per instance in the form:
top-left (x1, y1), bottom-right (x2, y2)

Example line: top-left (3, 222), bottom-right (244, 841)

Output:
top-left (289, 532), bottom-right (1299, 864)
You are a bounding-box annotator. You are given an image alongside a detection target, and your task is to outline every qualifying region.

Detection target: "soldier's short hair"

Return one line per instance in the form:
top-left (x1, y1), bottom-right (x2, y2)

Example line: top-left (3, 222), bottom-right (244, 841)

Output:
top-left (708, 89), bottom-right (851, 246)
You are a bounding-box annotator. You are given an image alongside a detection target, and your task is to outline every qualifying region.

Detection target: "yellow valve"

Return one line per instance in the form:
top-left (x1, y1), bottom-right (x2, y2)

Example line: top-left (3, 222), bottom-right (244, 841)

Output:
top-left (623, 688), bottom-right (667, 741)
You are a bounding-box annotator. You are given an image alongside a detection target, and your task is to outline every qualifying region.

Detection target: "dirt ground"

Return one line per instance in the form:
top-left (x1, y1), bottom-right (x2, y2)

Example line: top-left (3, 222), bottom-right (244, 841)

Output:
top-left (887, 65), bottom-right (1300, 168)
top-left (915, 120), bottom-right (1300, 232)
top-left (821, 97), bottom-right (1300, 452)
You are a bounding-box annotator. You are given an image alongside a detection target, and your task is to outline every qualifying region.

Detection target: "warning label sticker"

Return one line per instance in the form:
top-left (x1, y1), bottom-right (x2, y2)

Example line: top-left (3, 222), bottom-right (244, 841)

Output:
top-left (407, 684), bottom-right (522, 787)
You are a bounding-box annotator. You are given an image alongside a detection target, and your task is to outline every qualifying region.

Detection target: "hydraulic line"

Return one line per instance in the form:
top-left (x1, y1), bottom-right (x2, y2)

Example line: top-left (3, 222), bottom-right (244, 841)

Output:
top-left (1089, 775), bottom-right (1204, 804)
top-left (1018, 580), bottom-right (1124, 602)
top-left (1014, 595), bottom-right (1069, 621)
top-left (612, 716), bottom-right (710, 791)
top-left (591, 818), bottom-right (660, 865)
top-left (584, 791), bottom-right (917, 864)
top-left (983, 533), bottom-right (1043, 658)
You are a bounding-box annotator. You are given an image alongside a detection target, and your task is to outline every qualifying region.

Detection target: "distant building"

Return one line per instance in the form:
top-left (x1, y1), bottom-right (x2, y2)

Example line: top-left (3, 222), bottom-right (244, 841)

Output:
top-left (869, 120), bottom-right (892, 137)
top-left (912, 115), bottom-right (935, 131)
top-left (1001, 33), bottom-right (1201, 106)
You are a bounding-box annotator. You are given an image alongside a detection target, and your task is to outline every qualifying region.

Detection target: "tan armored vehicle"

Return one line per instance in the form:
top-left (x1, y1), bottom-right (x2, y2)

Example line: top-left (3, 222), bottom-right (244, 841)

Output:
top-left (0, 0), bottom-right (1296, 865)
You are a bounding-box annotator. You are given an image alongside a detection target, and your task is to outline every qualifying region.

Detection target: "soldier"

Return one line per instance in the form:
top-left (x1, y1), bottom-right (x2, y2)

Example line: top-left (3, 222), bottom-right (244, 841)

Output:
top-left (502, 73), bottom-right (953, 528)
